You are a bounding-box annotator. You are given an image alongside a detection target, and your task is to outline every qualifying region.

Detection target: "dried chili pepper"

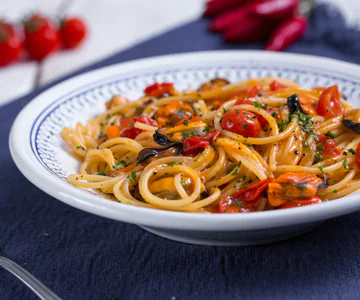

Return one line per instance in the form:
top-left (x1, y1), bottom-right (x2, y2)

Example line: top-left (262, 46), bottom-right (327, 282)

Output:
top-left (265, 15), bottom-right (308, 51)
top-left (250, 0), bottom-right (298, 21)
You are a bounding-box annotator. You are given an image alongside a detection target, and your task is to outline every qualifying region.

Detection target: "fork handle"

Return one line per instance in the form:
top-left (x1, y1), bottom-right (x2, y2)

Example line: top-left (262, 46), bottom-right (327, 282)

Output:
top-left (0, 256), bottom-right (61, 300)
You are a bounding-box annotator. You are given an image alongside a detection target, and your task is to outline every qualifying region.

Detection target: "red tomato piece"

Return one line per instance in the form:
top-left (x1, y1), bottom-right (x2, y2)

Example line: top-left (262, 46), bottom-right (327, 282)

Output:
top-left (60, 17), bottom-right (87, 49)
top-left (279, 197), bottom-right (322, 209)
top-left (132, 116), bottom-right (158, 127)
top-left (24, 14), bottom-right (60, 61)
top-left (316, 134), bottom-right (341, 156)
top-left (183, 130), bottom-right (220, 156)
top-left (0, 21), bottom-right (23, 66)
top-left (120, 116), bottom-right (158, 139)
top-left (356, 143), bottom-right (360, 169)
top-left (144, 82), bottom-right (175, 97)
top-left (235, 98), bottom-right (269, 127)
top-left (316, 85), bottom-right (344, 118)
top-left (221, 109), bottom-right (262, 137)
top-left (269, 80), bottom-right (287, 91)
top-left (217, 179), bottom-right (273, 213)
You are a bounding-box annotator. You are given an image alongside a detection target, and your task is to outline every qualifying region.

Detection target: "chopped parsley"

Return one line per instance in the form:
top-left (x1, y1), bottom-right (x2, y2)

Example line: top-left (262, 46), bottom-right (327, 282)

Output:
top-left (302, 140), bottom-right (309, 148)
top-left (253, 101), bottom-right (267, 110)
top-left (98, 131), bottom-right (106, 139)
top-left (314, 151), bottom-right (323, 164)
top-left (343, 159), bottom-right (353, 171)
top-left (129, 171), bottom-right (137, 182)
top-left (242, 124), bottom-right (248, 129)
top-left (113, 161), bottom-right (127, 170)
top-left (319, 166), bottom-right (324, 174)
top-left (317, 143), bottom-right (324, 151)
top-left (333, 189), bottom-right (338, 193)
top-left (271, 112), bottom-right (278, 118)
top-left (170, 161), bottom-right (182, 166)
top-left (97, 172), bottom-right (107, 176)
top-left (183, 120), bottom-right (189, 125)
top-left (348, 148), bottom-right (356, 155)
top-left (181, 181), bottom-right (187, 186)
top-left (182, 132), bottom-right (198, 139)
top-left (325, 131), bottom-right (335, 139)
top-left (76, 145), bottom-right (82, 149)
top-left (223, 107), bottom-right (228, 114)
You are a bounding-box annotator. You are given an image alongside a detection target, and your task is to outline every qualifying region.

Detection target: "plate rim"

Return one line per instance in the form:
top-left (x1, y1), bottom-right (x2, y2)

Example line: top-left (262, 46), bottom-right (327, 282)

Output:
top-left (9, 50), bottom-right (360, 231)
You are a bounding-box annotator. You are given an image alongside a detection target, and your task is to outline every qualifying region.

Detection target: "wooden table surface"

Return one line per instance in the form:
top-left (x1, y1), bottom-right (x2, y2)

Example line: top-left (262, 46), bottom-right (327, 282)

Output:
top-left (0, 0), bottom-right (358, 106)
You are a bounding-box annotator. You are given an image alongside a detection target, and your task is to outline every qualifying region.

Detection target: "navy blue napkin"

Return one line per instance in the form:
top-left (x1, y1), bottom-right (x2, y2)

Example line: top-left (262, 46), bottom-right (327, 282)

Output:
top-left (1, 4), bottom-right (360, 300)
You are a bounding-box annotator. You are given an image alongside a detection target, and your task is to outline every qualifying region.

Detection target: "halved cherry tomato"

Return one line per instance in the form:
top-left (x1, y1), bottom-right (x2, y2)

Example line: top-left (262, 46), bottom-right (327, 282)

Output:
top-left (316, 134), bottom-right (341, 156)
top-left (175, 116), bottom-right (202, 126)
top-left (269, 80), bottom-right (286, 91)
top-left (132, 116), bottom-right (158, 127)
top-left (144, 82), bottom-right (175, 97)
top-left (279, 197), bottom-right (322, 209)
top-left (356, 143), bottom-right (360, 168)
top-left (183, 130), bottom-right (220, 156)
top-left (221, 109), bottom-right (262, 137)
top-left (316, 85), bottom-right (344, 118)
top-left (217, 179), bottom-right (272, 213)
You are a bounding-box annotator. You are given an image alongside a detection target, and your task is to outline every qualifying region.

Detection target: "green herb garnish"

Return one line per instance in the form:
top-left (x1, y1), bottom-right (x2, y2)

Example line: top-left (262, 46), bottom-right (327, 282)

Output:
top-left (325, 131), bottom-right (335, 139)
top-left (343, 159), bottom-right (353, 171)
top-left (97, 172), bottom-right (107, 176)
top-left (98, 131), bottom-right (106, 139)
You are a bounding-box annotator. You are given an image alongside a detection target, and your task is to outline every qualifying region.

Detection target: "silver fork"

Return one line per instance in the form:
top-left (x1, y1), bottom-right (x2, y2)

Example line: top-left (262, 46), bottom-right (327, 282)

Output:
top-left (0, 256), bottom-right (61, 300)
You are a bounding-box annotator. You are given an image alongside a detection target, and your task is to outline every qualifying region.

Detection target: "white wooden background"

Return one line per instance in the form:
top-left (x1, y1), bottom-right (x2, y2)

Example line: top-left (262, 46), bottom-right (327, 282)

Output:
top-left (0, 0), bottom-right (359, 106)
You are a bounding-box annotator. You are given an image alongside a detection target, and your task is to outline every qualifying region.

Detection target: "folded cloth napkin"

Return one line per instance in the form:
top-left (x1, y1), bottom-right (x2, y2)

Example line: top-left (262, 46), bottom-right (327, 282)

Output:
top-left (1, 4), bottom-right (360, 300)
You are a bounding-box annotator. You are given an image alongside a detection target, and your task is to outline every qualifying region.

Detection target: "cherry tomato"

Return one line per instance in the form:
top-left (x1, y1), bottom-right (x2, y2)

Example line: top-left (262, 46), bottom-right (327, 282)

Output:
top-left (269, 80), bottom-right (287, 91)
top-left (356, 143), bottom-right (360, 168)
top-left (24, 14), bottom-right (60, 61)
top-left (59, 17), bottom-right (87, 49)
top-left (235, 98), bottom-right (270, 127)
top-left (279, 197), bottom-right (322, 209)
top-left (0, 21), bottom-right (22, 66)
top-left (144, 82), bottom-right (175, 97)
top-left (217, 179), bottom-right (272, 213)
top-left (316, 85), bottom-right (344, 118)
top-left (221, 109), bottom-right (262, 137)
top-left (316, 134), bottom-right (341, 156)
top-left (183, 130), bottom-right (220, 156)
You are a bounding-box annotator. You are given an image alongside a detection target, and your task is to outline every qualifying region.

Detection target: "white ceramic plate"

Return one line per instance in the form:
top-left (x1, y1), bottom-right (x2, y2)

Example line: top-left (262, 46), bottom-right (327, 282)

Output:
top-left (9, 51), bottom-right (360, 246)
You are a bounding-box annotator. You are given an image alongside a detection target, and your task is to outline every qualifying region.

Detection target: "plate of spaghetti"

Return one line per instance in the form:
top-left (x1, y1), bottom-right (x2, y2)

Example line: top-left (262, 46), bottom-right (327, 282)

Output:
top-left (10, 51), bottom-right (360, 245)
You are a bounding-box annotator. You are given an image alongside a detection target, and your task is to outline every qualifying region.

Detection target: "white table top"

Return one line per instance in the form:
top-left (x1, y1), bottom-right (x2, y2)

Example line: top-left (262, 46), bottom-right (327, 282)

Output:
top-left (0, 0), bottom-right (358, 106)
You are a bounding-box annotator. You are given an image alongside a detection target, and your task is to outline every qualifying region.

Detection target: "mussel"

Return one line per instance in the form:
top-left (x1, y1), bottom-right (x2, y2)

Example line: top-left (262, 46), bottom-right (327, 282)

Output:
top-left (197, 78), bottom-right (230, 93)
top-left (343, 108), bottom-right (360, 134)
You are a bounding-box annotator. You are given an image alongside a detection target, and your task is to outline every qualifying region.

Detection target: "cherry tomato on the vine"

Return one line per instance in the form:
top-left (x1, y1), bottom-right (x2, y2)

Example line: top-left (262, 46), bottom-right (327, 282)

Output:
top-left (60, 17), bottom-right (87, 49)
top-left (24, 14), bottom-right (60, 61)
top-left (0, 20), bottom-right (22, 66)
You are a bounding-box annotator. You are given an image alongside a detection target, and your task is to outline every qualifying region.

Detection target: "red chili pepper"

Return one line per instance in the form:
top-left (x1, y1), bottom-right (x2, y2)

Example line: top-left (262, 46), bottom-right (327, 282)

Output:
top-left (183, 130), bottom-right (220, 156)
top-left (265, 15), bottom-right (308, 51)
top-left (144, 82), bottom-right (175, 97)
top-left (209, 1), bottom-right (262, 32)
top-left (203, 0), bottom-right (250, 17)
top-left (217, 179), bottom-right (273, 213)
top-left (250, 0), bottom-right (298, 21)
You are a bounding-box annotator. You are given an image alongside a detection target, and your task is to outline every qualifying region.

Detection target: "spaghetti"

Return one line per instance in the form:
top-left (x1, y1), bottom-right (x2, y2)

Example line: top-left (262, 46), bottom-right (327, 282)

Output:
top-left (61, 77), bottom-right (360, 213)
